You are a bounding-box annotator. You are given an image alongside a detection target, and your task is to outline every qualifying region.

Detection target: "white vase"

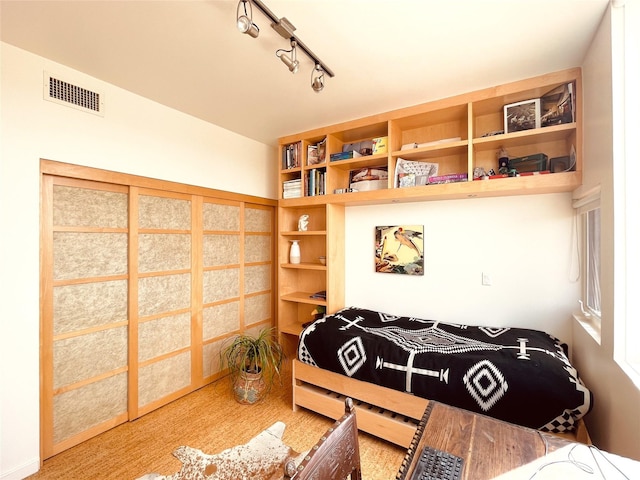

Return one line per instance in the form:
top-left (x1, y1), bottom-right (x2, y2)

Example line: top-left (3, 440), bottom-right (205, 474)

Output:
top-left (289, 240), bottom-right (301, 264)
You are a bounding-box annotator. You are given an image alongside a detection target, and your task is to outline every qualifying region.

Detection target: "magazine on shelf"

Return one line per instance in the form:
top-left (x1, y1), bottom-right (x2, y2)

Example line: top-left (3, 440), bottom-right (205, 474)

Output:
top-left (307, 138), bottom-right (327, 166)
top-left (394, 158), bottom-right (439, 188)
top-left (282, 178), bottom-right (302, 198)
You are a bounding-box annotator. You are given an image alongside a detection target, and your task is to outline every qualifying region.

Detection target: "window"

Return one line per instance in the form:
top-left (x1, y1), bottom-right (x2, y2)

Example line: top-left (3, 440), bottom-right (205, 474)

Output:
top-left (584, 208), bottom-right (601, 316)
top-left (573, 186), bottom-right (601, 329)
top-left (612, 0), bottom-right (640, 379)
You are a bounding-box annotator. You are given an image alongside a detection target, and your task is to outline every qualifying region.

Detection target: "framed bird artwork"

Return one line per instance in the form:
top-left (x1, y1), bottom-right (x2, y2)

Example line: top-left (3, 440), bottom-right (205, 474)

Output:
top-left (375, 225), bottom-right (424, 275)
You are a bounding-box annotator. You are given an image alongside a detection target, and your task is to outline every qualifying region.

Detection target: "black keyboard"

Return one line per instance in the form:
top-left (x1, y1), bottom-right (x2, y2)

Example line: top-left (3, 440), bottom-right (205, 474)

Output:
top-left (409, 445), bottom-right (464, 480)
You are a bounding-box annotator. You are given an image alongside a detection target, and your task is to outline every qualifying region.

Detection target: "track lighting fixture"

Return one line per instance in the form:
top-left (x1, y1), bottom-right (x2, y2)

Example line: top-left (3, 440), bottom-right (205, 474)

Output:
top-left (234, 0), bottom-right (334, 91)
top-left (236, 0), bottom-right (259, 38)
top-left (311, 64), bottom-right (325, 93)
top-left (277, 40), bottom-right (299, 74)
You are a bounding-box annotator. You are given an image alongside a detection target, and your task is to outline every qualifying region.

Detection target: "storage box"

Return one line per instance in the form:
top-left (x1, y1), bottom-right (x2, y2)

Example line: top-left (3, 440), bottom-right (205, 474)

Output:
top-left (504, 99), bottom-right (541, 133)
top-left (508, 153), bottom-right (548, 173)
top-left (372, 136), bottom-right (388, 155)
top-left (349, 179), bottom-right (388, 191)
top-left (330, 150), bottom-right (362, 161)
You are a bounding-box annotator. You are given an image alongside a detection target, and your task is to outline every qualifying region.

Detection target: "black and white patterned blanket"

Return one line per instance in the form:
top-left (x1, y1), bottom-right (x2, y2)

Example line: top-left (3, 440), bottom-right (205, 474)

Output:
top-left (298, 307), bottom-right (592, 432)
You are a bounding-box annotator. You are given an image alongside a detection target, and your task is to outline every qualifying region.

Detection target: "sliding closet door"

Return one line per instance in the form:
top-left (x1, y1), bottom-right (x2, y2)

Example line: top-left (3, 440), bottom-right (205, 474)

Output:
top-left (199, 201), bottom-right (274, 381)
top-left (200, 199), bottom-right (242, 380)
top-left (41, 161), bottom-right (276, 458)
top-left (41, 176), bottom-right (130, 458)
top-left (131, 188), bottom-right (195, 417)
top-left (243, 204), bottom-right (274, 334)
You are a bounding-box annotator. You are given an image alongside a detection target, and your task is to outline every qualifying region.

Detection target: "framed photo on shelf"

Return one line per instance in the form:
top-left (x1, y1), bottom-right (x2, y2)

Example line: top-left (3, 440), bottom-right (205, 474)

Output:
top-left (504, 98), bottom-right (541, 133)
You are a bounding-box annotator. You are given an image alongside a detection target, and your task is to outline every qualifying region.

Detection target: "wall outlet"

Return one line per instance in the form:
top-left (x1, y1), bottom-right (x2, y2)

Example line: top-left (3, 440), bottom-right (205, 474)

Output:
top-left (482, 272), bottom-right (492, 286)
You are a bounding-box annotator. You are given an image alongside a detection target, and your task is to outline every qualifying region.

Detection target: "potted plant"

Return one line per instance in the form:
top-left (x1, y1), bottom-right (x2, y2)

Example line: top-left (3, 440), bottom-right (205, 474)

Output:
top-left (219, 327), bottom-right (285, 404)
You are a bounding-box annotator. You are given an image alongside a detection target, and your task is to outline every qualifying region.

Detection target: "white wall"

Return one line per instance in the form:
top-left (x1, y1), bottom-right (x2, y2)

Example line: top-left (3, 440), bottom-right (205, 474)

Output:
top-left (0, 43), bottom-right (277, 479)
top-left (345, 194), bottom-right (578, 343)
top-left (570, 4), bottom-right (640, 461)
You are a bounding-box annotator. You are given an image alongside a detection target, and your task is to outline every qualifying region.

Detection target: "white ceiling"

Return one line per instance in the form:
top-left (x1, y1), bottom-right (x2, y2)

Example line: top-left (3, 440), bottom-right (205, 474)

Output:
top-left (1, 0), bottom-right (609, 145)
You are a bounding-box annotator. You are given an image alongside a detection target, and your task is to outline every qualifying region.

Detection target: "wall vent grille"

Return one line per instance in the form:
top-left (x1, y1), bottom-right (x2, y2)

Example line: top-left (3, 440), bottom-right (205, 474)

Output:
top-left (44, 72), bottom-right (104, 116)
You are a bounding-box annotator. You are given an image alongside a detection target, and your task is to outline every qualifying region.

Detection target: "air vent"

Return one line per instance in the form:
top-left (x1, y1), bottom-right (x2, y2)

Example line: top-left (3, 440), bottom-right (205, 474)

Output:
top-left (43, 72), bottom-right (104, 116)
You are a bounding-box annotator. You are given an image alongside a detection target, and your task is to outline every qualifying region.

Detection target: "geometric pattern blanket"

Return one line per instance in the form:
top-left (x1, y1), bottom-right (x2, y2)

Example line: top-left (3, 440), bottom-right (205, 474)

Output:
top-left (298, 307), bottom-right (592, 433)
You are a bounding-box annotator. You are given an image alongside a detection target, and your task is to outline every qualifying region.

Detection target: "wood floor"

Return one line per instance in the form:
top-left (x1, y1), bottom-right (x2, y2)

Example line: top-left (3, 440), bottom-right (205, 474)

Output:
top-left (28, 365), bottom-right (406, 479)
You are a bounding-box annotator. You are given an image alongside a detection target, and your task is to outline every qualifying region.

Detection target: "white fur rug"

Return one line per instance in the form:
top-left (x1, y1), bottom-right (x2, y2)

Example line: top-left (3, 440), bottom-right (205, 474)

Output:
top-left (136, 421), bottom-right (304, 480)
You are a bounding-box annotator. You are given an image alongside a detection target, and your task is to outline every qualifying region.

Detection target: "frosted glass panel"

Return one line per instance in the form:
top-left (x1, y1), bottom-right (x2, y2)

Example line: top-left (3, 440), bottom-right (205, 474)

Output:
top-left (138, 313), bottom-right (191, 362)
top-left (138, 273), bottom-right (191, 317)
top-left (53, 185), bottom-right (128, 228)
top-left (203, 234), bottom-right (240, 266)
top-left (244, 235), bottom-right (271, 263)
top-left (138, 352), bottom-right (191, 407)
top-left (202, 338), bottom-right (225, 378)
top-left (53, 280), bottom-right (127, 335)
top-left (203, 269), bottom-right (239, 303)
top-left (203, 301), bottom-right (239, 341)
top-left (245, 293), bottom-right (271, 326)
top-left (139, 234), bottom-right (191, 272)
top-left (53, 372), bottom-right (127, 444)
top-left (53, 326), bottom-right (128, 389)
top-left (139, 195), bottom-right (191, 230)
top-left (203, 202), bottom-right (240, 231)
top-left (245, 207), bottom-right (272, 232)
top-left (53, 232), bottom-right (127, 280)
top-left (244, 265), bottom-right (271, 294)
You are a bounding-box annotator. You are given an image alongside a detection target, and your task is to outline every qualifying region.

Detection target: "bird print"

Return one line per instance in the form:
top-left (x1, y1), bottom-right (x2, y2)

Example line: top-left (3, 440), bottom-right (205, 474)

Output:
top-left (394, 227), bottom-right (422, 256)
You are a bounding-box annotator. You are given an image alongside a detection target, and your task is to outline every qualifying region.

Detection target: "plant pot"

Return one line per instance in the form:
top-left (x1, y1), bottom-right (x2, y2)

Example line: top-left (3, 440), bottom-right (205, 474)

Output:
top-left (233, 370), bottom-right (266, 405)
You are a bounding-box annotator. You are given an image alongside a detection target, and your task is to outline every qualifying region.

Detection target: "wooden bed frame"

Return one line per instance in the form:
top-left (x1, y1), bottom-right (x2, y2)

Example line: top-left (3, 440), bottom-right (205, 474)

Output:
top-left (292, 360), bottom-right (590, 449)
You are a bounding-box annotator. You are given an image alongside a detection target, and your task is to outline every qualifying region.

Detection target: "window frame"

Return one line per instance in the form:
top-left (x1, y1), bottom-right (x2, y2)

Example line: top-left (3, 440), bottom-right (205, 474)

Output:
top-left (611, 0), bottom-right (640, 382)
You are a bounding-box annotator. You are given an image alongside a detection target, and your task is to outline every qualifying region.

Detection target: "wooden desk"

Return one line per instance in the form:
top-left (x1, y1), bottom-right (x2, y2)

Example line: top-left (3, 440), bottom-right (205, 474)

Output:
top-left (396, 401), bottom-right (572, 480)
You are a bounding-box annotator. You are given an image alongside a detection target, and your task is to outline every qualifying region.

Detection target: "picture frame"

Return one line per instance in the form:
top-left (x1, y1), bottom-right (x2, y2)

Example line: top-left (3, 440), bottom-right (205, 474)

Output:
top-left (375, 225), bottom-right (424, 275)
top-left (504, 98), bottom-right (541, 133)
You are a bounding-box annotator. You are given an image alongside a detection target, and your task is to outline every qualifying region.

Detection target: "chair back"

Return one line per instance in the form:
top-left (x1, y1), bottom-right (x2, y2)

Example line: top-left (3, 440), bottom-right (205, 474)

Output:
top-left (284, 397), bottom-right (362, 480)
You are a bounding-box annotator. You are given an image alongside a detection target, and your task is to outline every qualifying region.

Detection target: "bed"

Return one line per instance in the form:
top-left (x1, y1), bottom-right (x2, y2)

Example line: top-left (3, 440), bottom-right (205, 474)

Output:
top-left (292, 306), bottom-right (592, 448)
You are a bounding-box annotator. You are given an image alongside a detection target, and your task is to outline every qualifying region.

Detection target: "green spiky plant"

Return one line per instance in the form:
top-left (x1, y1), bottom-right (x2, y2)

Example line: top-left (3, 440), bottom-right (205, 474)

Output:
top-left (219, 327), bottom-right (285, 402)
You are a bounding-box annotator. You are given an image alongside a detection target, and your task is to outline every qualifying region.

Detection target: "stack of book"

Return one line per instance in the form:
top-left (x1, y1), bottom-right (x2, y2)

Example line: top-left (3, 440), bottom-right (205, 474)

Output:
top-left (282, 179), bottom-right (302, 198)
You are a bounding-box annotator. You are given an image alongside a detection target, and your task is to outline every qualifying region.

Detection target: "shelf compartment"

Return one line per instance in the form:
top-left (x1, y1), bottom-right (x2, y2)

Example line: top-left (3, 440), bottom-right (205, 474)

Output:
top-left (390, 139), bottom-right (468, 160)
top-left (327, 121), bottom-right (388, 145)
top-left (328, 153), bottom-right (389, 170)
top-left (473, 123), bottom-right (576, 151)
top-left (389, 104), bottom-right (468, 154)
top-left (280, 291), bottom-right (327, 306)
top-left (280, 262), bottom-right (326, 271)
top-left (281, 230), bottom-right (327, 236)
top-left (472, 124), bottom-right (577, 172)
top-left (280, 322), bottom-right (304, 337)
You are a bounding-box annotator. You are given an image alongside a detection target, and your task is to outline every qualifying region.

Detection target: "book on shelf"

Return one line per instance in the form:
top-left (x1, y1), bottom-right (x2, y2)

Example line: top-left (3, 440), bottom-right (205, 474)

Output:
top-left (305, 169), bottom-right (326, 196)
top-left (427, 173), bottom-right (468, 184)
top-left (309, 290), bottom-right (326, 299)
top-left (330, 150), bottom-right (362, 162)
top-left (307, 138), bottom-right (327, 166)
top-left (282, 142), bottom-right (302, 170)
